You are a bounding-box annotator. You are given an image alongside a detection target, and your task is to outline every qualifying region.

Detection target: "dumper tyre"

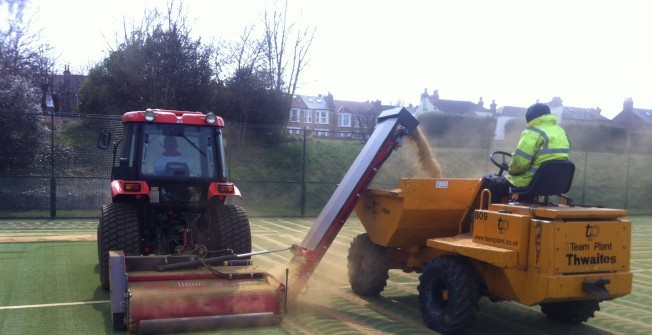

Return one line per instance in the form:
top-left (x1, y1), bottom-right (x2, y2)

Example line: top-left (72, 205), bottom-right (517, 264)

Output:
top-left (540, 300), bottom-right (600, 324)
top-left (347, 233), bottom-right (389, 296)
top-left (418, 255), bottom-right (480, 334)
top-left (207, 204), bottom-right (251, 256)
top-left (99, 203), bottom-right (141, 290)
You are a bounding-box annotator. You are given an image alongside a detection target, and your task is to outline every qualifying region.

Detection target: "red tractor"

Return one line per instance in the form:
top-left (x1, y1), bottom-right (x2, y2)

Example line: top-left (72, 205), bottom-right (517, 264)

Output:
top-left (96, 109), bottom-right (250, 290)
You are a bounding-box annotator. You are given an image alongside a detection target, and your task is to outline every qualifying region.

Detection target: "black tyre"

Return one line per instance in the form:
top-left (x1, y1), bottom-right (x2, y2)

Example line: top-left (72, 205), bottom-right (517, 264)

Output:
top-left (418, 255), bottom-right (481, 334)
top-left (98, 203), bottom-right (141, 290)
top-left (347, 233), bottom-right (389, 296)
top-left (540, 300), bottom-right (600, 325)
top-left (206, 204), bottom-right (251, 255)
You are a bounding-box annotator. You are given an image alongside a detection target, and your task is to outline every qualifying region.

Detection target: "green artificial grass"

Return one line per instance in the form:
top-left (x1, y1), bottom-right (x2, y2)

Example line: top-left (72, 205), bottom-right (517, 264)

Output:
top-left (0, 217), bottom-right (651, 335)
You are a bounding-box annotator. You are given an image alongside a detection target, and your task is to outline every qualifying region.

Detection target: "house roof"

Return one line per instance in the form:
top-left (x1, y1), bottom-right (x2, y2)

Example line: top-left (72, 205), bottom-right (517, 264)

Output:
top-left (562, 106), bottom-right (609, 122)
top-left (429, 97), bottom-right (490, 114)
top-left (291, 95), bottom-right (308, 109)
top-left (300, 95), bottom-right (329, 110)
top-left (332, 100), bottom-right (377, 114)
top-left (496, 106), bottom-right (526, 117)
top-left (629, 108), bottom-right (652, 125)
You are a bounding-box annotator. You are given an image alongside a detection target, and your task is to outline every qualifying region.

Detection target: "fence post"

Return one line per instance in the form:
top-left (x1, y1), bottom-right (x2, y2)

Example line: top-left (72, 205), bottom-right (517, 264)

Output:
top-left (580, 151), bottom-right (588, 204)
top-left (300, 127), bottom-right (307, 217)
top-left (623, 135), bottom-right (632, 210)
top-left (49, 111), bottom-right (57, 219)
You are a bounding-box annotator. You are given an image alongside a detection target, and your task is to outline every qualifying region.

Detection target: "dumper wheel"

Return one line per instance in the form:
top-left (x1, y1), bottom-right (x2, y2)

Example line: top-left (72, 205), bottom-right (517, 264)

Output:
top-left (347, 233), bottom-right (389, 296)
top-left (418, 255), bottom-right (480, 334)
top-left (98, 203), bottom-right (141, 290)
top-left (207, 204), bottom-right (251, 255)
top-left (540, 300), bottom-right (600, 324)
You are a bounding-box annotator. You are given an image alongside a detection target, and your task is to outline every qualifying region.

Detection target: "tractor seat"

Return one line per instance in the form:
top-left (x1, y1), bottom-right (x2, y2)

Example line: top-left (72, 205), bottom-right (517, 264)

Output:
top-left (509, 160), bottom-right (575, 203)
top-left (163, 162), bottom-right (189, 176)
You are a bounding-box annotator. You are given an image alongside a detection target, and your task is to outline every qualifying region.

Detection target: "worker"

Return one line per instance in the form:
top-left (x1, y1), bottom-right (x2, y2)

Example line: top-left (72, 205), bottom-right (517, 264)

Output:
top-left (485, 103), bottom-right (570, 202)
top-left (154, 136), bottom-right (198, 175)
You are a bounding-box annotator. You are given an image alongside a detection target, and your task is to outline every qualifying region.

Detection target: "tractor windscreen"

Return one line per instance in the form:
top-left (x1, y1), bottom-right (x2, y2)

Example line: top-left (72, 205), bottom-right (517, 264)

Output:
top-left (139, 124), bottom-right (221, 180)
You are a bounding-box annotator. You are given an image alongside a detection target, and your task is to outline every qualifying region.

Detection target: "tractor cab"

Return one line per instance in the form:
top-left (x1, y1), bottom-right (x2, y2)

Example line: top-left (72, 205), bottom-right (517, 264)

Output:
top-left (110, 111), bottom-right (228, 183)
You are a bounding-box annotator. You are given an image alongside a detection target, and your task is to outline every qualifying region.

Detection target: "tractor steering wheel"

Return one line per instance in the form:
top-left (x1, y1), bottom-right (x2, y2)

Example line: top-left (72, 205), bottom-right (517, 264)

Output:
top-left (490, 151), bottom-right (512, 176)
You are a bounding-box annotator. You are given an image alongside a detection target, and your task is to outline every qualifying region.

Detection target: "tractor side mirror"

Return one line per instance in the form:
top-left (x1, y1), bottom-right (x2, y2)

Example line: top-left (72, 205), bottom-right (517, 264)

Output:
top-left (97, 131), bottom-right (112, 150)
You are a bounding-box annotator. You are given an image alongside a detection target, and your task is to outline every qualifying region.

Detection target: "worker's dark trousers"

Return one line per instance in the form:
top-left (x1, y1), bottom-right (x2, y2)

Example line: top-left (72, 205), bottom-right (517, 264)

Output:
top-left (482, 174), bottom-right (513, 203)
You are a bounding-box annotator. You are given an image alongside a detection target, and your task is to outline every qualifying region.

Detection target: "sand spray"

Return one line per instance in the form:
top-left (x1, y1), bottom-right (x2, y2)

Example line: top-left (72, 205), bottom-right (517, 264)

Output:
top-left (406, 127), bottom-right (442, 178)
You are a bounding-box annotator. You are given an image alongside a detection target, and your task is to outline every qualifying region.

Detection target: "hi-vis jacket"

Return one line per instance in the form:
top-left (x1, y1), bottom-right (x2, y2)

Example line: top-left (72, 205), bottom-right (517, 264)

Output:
top-left (506, 114), bottom-right (570, 187)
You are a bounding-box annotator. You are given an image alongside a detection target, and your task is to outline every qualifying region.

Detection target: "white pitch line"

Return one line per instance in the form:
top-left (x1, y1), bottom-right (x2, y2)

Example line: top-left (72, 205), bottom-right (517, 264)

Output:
top-left (0, 300), bottom-right (110, 310)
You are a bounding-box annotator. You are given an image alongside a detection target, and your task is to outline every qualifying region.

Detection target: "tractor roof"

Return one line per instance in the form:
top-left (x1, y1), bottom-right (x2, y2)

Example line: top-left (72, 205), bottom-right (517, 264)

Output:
top-left (122, 109), bottom-right (224, 126)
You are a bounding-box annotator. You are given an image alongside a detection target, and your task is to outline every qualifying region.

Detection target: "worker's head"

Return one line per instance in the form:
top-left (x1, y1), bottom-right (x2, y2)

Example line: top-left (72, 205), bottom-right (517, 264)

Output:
top-left (163, 136), bottom-right (178, 150)
top-left (525, 103), bottom-right (551, 123)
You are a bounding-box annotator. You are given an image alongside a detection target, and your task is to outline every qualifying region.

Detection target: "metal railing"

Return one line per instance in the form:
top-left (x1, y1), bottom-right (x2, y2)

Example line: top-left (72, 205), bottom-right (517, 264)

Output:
top-left (0, 110), bottom-right (649, 218)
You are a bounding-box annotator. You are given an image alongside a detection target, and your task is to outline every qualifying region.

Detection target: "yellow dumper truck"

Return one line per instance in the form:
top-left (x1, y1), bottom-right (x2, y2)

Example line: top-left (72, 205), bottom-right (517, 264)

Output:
top-left (350, 156), bottom-right (632, 334)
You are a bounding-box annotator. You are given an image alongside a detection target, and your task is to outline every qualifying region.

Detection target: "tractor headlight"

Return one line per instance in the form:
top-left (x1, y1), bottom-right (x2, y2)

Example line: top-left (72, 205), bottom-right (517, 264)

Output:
top-left (144, 109), bottom-right (156, 122)
top-left (206, 112), bottom-right (217, 124)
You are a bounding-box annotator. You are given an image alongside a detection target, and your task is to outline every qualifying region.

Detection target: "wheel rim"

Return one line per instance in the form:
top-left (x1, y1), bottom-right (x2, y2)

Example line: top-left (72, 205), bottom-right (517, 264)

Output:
top-left (428, 277), bottom-right (449, 315)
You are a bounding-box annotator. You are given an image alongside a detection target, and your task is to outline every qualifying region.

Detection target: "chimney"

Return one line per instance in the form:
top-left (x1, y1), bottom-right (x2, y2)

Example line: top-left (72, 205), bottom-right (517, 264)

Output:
top-left (432, 89), bottom-right (440, 102)
top-left (623, 98), bottom-right (634, 112)
top-left (490, 99), bottom-right (497, 113)
top-left (550, 96), bottom-right (563, 107)
top-left (477, 97), bottom-right (484, 108)
top-left (420, 88), bottom-right (429, 100)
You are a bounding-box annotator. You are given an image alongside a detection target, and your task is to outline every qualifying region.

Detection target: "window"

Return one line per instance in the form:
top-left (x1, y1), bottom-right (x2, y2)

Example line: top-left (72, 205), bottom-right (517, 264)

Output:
top-left (289, 109), bottom-right (300, 122)
top-left (337, 131), bottom-right (352, 138)
top-left (338, 113), bottom-right (351, 127)
top-left (287, 127), bottom-right (302, 135)
top-left (304, 110), bottom-right (312, 123)
top-left (139, 124), bottom-right (215, 179)
top-left (316, 110), bottom-right (329, 124)
top-left (314, 128), bottom-right (330, 137)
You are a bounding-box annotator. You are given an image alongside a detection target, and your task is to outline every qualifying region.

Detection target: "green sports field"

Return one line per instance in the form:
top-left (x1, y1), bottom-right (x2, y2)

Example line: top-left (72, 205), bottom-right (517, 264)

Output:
top-left (1, 216), bottom-right (651, 335)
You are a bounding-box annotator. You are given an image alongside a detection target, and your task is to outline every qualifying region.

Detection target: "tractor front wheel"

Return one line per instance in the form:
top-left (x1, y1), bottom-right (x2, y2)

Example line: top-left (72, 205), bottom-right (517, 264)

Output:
top-left (347, 233), bottom-right (389, 296)
top-left (540, 300), bottom-right (600, 324)
top-left (98, 203), bottom-right (141, 290)
top-left (418, 255), bottom-right (480, 334)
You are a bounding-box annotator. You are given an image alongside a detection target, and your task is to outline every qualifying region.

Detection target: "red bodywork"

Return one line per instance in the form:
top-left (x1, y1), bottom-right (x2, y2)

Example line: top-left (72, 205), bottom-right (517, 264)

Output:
top-left (110, 180), bottom-right (241, 200)
top-left (109, 252), bottom-right (285, 333)
top-left (122, 109), bottom-right (225, 126)
top-left (128, 276), bottom-right (284, 331)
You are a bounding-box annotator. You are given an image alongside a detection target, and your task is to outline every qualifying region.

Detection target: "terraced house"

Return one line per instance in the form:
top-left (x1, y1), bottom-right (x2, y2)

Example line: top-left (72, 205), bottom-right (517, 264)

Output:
top-left (288, 93), bottom-right (397, 139)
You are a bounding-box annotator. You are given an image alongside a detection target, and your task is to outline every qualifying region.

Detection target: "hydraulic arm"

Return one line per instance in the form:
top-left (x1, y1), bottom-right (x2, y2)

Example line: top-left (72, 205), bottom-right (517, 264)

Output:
top-left (287, 107), bottom-right (419, 298)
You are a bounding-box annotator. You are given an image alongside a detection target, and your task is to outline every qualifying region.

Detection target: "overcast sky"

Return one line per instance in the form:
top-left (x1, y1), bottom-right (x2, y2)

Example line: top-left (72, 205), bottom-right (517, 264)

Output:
top-left (21, 0), bottom-right (652, 119)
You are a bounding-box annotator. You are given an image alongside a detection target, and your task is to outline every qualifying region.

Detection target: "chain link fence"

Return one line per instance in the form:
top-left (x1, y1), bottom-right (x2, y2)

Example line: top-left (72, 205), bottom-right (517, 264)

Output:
top-left (0, 110), bottom-right (650, 219)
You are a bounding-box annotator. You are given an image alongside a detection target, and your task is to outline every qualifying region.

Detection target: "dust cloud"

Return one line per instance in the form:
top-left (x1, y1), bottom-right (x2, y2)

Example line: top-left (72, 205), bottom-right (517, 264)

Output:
top-left (406, 127), bottom-right (442, 178)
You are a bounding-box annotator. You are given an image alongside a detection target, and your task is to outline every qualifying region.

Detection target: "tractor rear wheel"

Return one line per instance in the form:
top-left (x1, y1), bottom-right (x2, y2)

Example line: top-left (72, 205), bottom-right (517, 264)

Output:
top-left (418, 255), bottom-right (480, 334)
top-left (206, 204), bottom-right (251, 255)
top-left (540, 300), bottom-right (600, 324)
top-left (98, 203), bottom-right (141, 290)
top-left (347, 233), bottom-right (389, 296)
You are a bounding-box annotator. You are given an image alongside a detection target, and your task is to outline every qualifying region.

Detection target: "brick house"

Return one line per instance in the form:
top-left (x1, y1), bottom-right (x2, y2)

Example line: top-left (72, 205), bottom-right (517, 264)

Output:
top-left (42, 65), bottom-right (86, 113)
top-left (288, 93), bottom-right (395, 139)
top-left (612, 98), bottom-right (652, 133)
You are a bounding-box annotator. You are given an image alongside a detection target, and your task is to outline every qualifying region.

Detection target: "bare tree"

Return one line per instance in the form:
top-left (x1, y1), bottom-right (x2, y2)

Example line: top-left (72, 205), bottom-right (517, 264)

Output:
top-left (263, 0), bottom-right (315, 97)
top-left (1, 0), bottom-right (56, 111)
